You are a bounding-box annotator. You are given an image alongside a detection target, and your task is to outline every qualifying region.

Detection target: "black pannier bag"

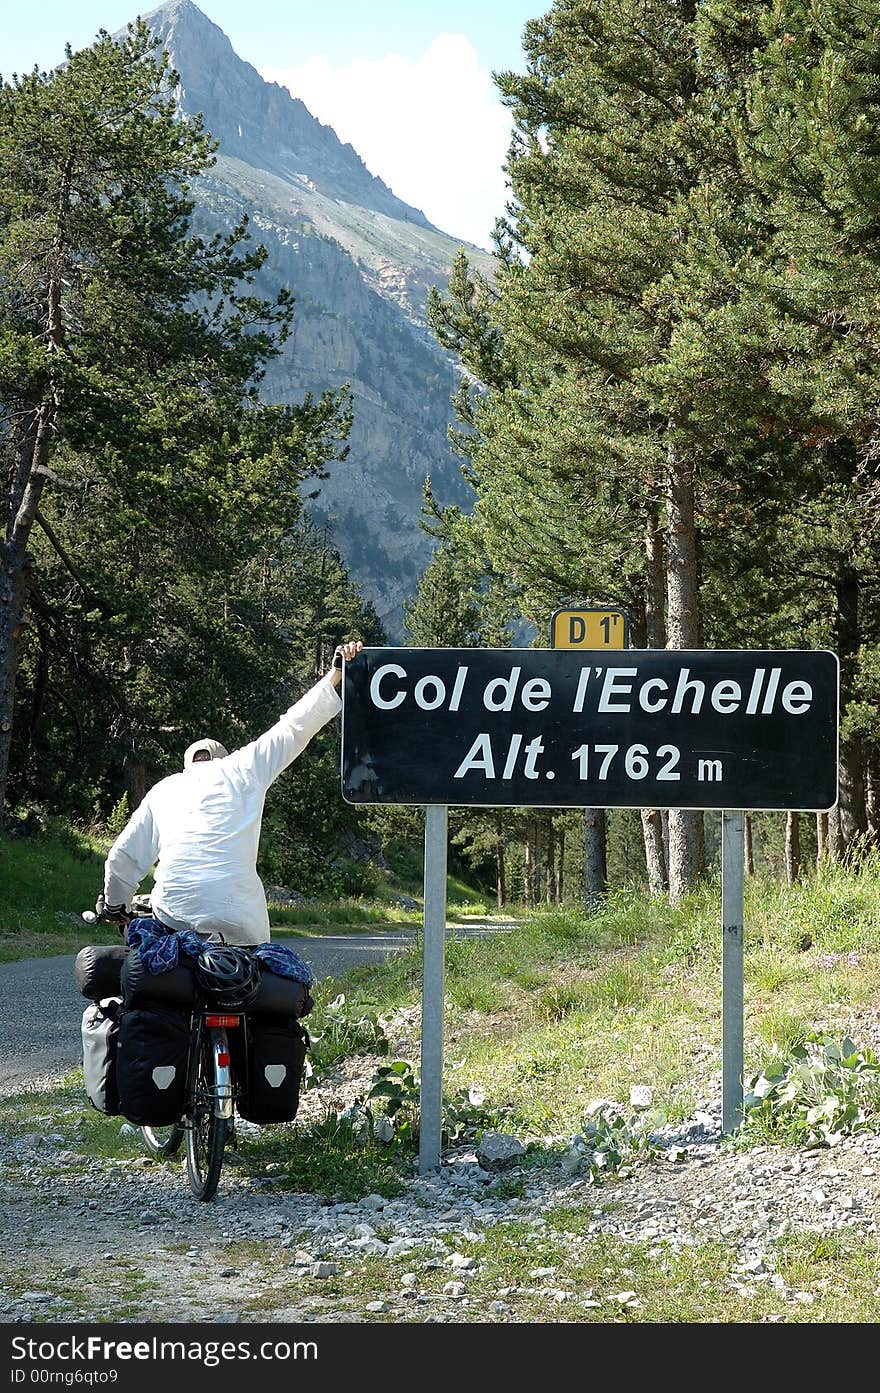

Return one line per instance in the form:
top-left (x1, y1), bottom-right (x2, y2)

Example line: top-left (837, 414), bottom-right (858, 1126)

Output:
top-left (74, 944), bottom-right (126, 1001)
top-left (81, 997), bottom-right (122, 1115)
top-left (237, 1019), bottom-right (308, 1124)
top-left (250, 965), bottom-right (312, 1020)
top-left (121, 951), bottom-right (196, 1011)
top-left (116, 1006), bottom-right (189, 1126)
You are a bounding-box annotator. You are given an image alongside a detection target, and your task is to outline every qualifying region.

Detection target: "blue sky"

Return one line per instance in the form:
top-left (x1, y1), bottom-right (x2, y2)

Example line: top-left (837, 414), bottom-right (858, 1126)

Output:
top-left (2, 1), bottom-right (543, 248)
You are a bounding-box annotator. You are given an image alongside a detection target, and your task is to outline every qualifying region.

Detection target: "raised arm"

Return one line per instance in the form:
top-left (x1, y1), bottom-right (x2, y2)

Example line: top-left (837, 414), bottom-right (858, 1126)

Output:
top-left (229, 641), bottom-right (363, 791)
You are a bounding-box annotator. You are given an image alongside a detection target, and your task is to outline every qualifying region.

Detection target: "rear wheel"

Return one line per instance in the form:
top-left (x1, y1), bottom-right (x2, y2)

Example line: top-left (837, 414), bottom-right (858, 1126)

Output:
top-left (185, 1032), bottom-right (227, 1201)
top-left (140, 1122), bottom-right (184, 1158)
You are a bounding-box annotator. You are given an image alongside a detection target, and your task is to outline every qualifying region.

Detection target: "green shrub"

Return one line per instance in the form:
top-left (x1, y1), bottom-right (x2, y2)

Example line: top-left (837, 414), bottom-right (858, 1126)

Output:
top-left (305, 992), bottom-right (389, 1078)
top-left (105, 794), bottom-right (130, 843)
top-left (742, 1032), bottom-right (880, 1147)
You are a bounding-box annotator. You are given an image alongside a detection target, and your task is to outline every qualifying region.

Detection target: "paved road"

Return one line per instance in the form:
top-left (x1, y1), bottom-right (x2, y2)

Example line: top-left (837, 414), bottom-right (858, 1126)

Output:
top-left (0, 922), bottom-right (513, 1091)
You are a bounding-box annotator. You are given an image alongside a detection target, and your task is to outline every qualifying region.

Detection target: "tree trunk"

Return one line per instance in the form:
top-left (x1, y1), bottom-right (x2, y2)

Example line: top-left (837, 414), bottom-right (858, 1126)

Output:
top-left (744, 813), bottom-right (755, 875)
top-left (545, 818), bottom-right (557, 903)
top-left (0, 193), bottom-right (66, 822)
top-left (523, 817), bottom-right (543, 906)
top-left (644, 499), bottom-right (666, 649)
top-left (835, 563), bottom-right (868, 856)
top-left (557, 825), bottom-right (565, 902)
top-left (865, 753), bottom-right (879, 849)
top-left (838, 737), bottom-right (867, 857)
top-left (1, 403), bottom-right (55, 823)
top-left (583, 807), bottom-right (607, 910)
top-left (495, 828), bottom-right (506, 909)
top-left (0, 544), bottom-right (35, 824)
top-left (667, 813), bottom-right (704, 905)
top-left (665, 442), bottom-right (705, 904)
top-left (640, 500), bottom-right (668, 896)
top-left (125, 760), bottom-right (150, 811)
top-left (523, 823), bottom-right (533, 907)
top-left (816, 811), bottom-right (829, 864)
top-left (531, 818), bottom-right (543, 904)
top-left (640, 809), bottom-right (668, 896)
top-left (784, 811), bottom-right (801, 886)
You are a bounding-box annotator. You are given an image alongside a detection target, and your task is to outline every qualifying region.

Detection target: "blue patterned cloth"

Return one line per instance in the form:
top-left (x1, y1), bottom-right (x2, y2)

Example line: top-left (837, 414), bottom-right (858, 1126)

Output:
top-left (126, 917), bottom-right (207, 972)
top-left (252, 941), bottom-right (314, 989)
top-left (126, 916), bottom-right (313, 989)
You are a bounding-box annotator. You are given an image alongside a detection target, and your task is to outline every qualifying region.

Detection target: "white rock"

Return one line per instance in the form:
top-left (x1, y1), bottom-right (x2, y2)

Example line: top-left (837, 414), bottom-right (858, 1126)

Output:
top-left (449, 1252), bottom-right (478, 1270)
top-left (629, 1085), bottom-right (655, 1109)
top-left (476, 1132), bottom-right (526, 1168)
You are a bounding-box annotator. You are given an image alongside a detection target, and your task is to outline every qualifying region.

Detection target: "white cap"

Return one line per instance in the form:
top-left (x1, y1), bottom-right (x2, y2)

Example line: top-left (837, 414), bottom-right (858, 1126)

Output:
top-left (183, 738), bottom-right (229, 768)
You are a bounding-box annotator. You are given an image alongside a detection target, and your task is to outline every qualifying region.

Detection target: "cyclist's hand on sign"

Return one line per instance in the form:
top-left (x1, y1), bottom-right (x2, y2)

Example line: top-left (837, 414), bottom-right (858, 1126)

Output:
top-left (330, 639), bottom-right (363, 684)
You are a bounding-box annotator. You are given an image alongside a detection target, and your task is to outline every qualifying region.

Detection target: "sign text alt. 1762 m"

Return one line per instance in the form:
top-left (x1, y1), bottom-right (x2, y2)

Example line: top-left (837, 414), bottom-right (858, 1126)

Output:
top-left (341, 648), bottom-right (839, 812)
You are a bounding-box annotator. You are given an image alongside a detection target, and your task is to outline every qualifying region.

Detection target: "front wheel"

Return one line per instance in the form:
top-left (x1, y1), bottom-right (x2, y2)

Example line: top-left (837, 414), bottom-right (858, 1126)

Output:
top-left (185, 1032), bottom-right (227, 1201)
top-left (141, 1122), bottom-right (185, 1159)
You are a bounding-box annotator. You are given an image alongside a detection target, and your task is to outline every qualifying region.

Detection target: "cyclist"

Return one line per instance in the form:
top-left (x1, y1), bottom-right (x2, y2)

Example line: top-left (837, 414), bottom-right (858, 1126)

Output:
top-left (99, 640), bottom-right (363, 945)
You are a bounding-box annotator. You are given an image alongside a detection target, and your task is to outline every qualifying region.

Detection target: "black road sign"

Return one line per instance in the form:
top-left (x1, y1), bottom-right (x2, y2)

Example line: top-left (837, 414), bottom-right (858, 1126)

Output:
top-left (341, 647), bottom-right (839, 811)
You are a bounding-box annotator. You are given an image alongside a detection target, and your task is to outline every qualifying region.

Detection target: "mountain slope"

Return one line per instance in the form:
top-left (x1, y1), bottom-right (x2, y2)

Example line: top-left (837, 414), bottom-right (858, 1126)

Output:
top-left (134, 0), bottom-right (494, 636)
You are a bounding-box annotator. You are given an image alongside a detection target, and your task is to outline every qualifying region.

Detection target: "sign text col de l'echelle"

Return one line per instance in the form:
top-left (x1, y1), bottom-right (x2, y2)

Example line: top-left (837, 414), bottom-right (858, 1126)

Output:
top-left (341, 648), bottom-right (839, 812)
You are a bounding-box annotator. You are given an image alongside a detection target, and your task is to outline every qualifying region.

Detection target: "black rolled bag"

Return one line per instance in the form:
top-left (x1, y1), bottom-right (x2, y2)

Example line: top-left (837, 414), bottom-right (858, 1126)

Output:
top-left (74, 944), bottom-right (126, 1001)
top-left (236, 1018), bottom-right (309, 1125)
top-left (121, 950), bottom-right (196, 1010)
top-left (81, 997), bottom-right (123, 1115)
top-left (250, 963), bottom-right (312, 1020)
top-left (115, 1006), bottom-right (190, 1126)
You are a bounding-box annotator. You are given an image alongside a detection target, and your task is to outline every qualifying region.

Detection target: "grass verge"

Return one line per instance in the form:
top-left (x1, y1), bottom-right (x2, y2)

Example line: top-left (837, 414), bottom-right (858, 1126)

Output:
top-left (4, 851), bottom-right (880, 1320)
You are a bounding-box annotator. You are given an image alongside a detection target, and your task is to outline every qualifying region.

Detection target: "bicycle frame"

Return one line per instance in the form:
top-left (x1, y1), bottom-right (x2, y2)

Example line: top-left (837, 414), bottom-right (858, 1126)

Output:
top-left (189, 1008), bottom-right (246, 1121)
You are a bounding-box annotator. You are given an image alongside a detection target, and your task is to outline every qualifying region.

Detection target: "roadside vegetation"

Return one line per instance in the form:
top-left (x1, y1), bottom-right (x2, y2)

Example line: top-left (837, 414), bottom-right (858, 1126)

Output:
top-left (0, 820), bottom-right (494, 962)
top-left (5, 847), bottom-right (880, 1320)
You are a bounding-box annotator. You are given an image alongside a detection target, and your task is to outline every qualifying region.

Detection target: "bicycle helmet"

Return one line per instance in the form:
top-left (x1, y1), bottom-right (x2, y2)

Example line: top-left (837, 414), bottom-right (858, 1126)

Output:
top-left (194, 944), bottom-right (260, 1007)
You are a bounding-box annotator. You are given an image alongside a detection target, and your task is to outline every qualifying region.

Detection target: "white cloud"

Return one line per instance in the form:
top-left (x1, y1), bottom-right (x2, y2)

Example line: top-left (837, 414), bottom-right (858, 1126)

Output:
top-left (259, 34), bottom-right (513, 251)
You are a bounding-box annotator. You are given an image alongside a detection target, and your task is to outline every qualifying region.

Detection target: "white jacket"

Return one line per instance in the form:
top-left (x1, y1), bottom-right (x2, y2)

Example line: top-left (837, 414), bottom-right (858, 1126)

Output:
top-left (103, 674), bottom-right (342, 944)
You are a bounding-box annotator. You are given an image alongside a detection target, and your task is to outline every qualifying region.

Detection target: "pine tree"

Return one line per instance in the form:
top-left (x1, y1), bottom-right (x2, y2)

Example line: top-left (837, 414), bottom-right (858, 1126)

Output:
top-left (0, 23), bottom-right (351, 825)
top-left (696, 0), bottom-right (880, 850)
top-left (430, 0), bottom-right (753, 900)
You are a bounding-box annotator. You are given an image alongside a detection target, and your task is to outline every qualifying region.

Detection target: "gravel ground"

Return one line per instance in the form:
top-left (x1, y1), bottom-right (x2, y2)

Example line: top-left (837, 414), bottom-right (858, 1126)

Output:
top-left (2, 1002), bottom-right (880, 1325)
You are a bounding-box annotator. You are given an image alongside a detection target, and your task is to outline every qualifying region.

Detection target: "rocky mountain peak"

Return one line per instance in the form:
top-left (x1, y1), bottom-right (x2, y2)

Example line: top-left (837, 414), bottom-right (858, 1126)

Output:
top-left (114, 1), bottom-right (493, 637)
top-left (137, 0), bottom-right (435, 227)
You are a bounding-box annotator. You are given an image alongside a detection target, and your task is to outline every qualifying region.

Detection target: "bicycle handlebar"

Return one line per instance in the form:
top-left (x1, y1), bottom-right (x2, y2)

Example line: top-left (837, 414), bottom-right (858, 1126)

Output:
top-left (81, 894), bottom-right (151, 930)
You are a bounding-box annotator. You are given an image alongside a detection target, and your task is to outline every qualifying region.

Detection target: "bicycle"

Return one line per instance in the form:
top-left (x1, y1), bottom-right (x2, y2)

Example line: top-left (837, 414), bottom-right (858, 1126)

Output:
top-left (82, 897), bottom-right (256, 1202)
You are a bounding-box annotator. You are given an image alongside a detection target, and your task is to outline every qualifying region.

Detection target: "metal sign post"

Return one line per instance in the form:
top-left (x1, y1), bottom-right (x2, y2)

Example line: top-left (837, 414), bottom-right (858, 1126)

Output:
top-left (419, 804), bottom-right (448, 1174)
top-left (721, 810), bottom-right (745, 1133)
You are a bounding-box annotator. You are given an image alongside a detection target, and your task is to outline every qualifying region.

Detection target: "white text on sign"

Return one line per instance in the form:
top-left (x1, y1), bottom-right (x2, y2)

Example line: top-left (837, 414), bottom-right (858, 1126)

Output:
top-left (369, 662), bottom-right (814, 718)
